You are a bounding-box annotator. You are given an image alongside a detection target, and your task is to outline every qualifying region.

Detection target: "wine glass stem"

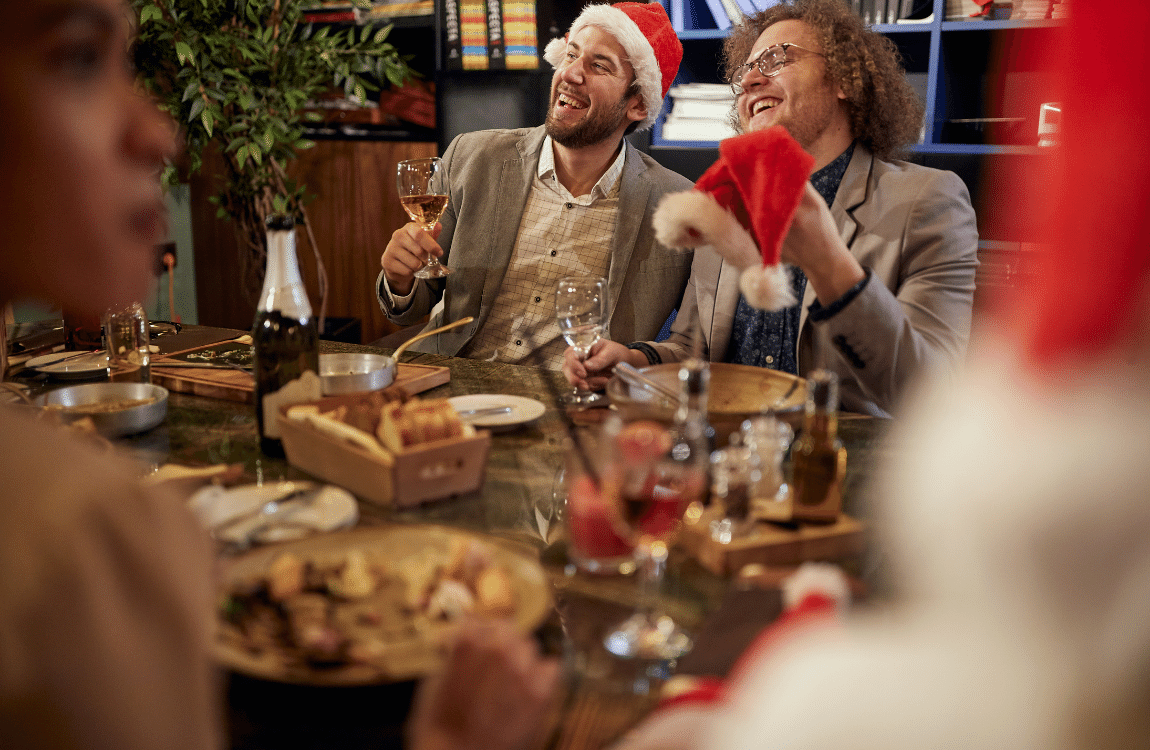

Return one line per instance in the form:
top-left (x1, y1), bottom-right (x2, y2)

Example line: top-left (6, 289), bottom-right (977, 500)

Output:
top-left (637, 541), bottom-right (667, 620)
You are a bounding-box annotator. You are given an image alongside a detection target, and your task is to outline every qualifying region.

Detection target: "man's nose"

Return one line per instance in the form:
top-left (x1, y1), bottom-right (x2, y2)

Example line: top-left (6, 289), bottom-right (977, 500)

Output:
top-left (561, 55), bottom-right (587, 83)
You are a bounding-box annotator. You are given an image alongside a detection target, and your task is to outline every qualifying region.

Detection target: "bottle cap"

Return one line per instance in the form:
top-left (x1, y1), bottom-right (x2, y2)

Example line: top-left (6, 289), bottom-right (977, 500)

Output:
top-left (265, 213), bottom-right (295, 231)
top-left (805, 369), bottom-right (840, 414)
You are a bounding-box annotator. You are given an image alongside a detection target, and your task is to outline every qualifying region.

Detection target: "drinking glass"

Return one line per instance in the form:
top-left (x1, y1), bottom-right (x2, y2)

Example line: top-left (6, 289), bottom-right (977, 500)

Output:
top-left (560, 439), bottom-right (638, 576)
top-left (103, 302), bottom-right (151, 383)
top-left (396, 157), bottom-right (451, 279)
top-left (601, 418), bottom-right (705, 660)
top-left (555, 276), bottom-right (607, 407)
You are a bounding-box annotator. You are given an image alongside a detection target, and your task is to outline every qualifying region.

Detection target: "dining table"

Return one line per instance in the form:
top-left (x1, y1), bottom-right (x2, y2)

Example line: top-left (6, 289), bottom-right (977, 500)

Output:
top-left (4, 322), bottom-right (892, 750)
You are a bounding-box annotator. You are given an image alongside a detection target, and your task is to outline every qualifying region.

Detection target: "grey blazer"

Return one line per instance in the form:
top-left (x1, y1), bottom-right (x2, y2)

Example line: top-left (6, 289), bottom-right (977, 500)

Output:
top-left (376, 126), bottom-right (695, 358)
top-left (649, 146), bottom-right (979, 417)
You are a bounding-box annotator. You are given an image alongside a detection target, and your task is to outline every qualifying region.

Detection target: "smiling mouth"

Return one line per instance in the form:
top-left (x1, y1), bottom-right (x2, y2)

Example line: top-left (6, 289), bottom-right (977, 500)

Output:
top-left (752, 98), bottom-right (780, 116)
top-left (556, 92), bottom-right (588, 110)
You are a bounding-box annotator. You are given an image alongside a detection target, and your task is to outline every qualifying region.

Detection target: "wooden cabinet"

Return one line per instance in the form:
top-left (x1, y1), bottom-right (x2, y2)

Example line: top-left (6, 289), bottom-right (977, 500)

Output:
top-left (191, 140), bottom-right (437, 344)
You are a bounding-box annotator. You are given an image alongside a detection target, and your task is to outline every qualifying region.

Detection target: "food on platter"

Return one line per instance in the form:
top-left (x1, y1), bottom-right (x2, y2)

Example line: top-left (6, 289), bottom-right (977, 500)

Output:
top-left (41, 395), bottom-right (159, 415)
top-left (218, 535), bottom-right (519, 679)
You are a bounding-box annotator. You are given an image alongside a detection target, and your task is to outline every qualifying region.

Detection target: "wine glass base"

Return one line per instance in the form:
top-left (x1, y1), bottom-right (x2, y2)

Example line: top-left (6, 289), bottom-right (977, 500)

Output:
top-left (414, 264), bottom-right (452, 279)
top-left (562, 391), bottom-right (608, 409)
top-left (603, 612), bottom-right (693, 660)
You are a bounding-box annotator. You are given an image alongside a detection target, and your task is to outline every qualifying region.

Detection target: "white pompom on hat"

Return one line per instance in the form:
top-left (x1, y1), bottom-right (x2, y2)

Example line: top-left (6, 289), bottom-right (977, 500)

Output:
top-left (542, 2), bottom-right (683, 132)
top-left (653, 126), bottom-right (815, 310)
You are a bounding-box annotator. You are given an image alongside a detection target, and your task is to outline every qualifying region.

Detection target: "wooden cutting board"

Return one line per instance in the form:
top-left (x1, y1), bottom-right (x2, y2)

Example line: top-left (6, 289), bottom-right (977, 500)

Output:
top-left (679, 505), bottom-right (866, 576)
top-left (151, 355), bottom-right (449, 404)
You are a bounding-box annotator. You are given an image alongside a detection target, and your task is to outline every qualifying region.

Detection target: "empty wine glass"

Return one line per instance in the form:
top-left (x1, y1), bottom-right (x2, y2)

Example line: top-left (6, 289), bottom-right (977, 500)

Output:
top-left (556, 276), bottom-right (607, 407)
top-left (600, 416), bottom-right (706, 660)
top-left (396, 157), bottom-right (451, 279)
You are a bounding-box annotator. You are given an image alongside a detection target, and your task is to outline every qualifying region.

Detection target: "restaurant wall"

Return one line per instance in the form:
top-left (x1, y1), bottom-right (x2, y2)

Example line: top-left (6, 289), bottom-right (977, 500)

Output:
top-left (10, 186), bottom-right (199, 327)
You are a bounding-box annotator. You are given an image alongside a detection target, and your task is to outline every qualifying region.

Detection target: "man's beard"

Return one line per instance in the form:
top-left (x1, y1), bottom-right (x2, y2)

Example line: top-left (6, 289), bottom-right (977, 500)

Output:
top-left (546, 90), bottom-right (632, 149)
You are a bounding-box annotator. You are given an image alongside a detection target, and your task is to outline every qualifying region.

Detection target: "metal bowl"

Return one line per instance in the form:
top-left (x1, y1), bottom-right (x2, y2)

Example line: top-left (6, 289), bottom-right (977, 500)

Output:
top-left (606, 362), bottom-right (806, 442)
top-left (34, 382), bottom-right (169, 437)
top-left (318, 353), bottom-right (396, 395)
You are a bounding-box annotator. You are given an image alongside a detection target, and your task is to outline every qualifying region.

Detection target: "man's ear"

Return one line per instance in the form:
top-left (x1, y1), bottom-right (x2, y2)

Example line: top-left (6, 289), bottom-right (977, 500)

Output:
top-left (627, 95), bottom-right (648, 124)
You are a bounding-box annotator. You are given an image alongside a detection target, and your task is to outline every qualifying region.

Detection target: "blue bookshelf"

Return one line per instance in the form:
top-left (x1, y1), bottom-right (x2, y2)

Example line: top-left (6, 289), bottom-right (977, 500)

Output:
top-left (651, 0), bottom-right (1062, 157)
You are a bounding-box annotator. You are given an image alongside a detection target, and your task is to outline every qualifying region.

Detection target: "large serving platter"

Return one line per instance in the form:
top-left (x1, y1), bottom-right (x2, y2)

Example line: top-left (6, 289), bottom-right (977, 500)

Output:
top-left (215, 525), bottom-right (552, 686)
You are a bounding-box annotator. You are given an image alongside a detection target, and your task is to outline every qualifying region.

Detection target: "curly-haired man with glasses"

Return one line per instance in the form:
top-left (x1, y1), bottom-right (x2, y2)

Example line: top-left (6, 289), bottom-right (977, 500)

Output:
top-left (567, 0), bottom-right (979, 418)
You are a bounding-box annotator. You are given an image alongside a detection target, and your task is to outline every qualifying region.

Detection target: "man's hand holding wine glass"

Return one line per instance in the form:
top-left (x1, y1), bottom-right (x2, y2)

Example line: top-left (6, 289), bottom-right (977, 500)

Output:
top-left (382, 157), bottom-right (452, 296)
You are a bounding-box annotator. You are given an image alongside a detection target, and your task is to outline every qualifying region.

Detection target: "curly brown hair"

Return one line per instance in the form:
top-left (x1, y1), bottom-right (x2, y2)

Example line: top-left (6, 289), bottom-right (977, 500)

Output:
top-left (722, 0), bottom-right (924, 160)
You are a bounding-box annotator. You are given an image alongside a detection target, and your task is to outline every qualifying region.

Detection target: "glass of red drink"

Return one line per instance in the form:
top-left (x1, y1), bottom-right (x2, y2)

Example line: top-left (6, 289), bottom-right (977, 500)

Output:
top-left (599, 418), bottom-right (706, 660)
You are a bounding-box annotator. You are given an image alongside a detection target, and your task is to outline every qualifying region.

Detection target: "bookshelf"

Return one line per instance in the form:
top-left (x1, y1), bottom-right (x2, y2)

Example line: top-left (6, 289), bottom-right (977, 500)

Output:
top-left (647, 0), bottom-right (1063, 258)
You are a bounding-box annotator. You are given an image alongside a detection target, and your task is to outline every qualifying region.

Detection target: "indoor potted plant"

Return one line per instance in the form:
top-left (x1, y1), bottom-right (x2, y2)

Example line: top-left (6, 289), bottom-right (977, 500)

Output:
top-left (131, 0), bottom-right (417, 326)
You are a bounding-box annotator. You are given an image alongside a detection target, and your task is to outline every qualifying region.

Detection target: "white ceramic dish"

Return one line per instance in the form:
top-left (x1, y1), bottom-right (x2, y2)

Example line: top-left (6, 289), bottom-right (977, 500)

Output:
top-left (27, 350), bottom-right (110, 379)
top-left (448, 394), bottom-right (546, 428)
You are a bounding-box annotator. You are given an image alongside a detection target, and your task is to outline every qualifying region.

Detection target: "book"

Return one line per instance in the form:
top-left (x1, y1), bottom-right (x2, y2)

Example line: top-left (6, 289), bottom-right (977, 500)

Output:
top-left (660, 114), bottom-right (739, 142)
top-left (486, 0), bottom-right (505, 69)
top-left (460, 0), bottom-right (488, 70)
top-left (502, 0), bottom-right (538, 69)
top-left (443, 0), bottom-right (463, 70)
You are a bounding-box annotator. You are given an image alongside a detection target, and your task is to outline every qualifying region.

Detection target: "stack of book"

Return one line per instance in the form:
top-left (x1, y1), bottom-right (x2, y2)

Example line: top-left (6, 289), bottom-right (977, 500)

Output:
top-left (945, 0), bottom-right (982, 19)
top-left (660, 83), bottom-right (739, 143)
top-left (847, 0), bottom-right (927, 25)
top-left (1011, 0), bottom-right (1050, 19)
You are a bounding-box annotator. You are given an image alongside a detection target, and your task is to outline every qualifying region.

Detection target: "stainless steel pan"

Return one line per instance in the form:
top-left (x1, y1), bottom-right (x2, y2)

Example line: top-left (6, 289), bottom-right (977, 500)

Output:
top-left (319, 317), bottom-right (473, 395)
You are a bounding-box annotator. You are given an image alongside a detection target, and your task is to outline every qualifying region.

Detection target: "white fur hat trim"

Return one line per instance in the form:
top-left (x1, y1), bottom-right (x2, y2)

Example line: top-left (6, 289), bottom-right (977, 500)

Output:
top-left (543, 4), bottom-right (665, 132)
top-left (653, 191), bottom-right (760, 268)
top-left (782, 562), bottom-right (852, 612)
top-left (739, 266), bottom-right (797, 311)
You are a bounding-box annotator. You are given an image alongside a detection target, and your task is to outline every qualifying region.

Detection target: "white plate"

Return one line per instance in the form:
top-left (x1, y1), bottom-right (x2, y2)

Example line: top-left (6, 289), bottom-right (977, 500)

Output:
top-left (27, 350), bottom-right (110, 379)
top-left (448, 394), bottom-right (546, 428)
top-left (188, 480), bottom-right (358, 545)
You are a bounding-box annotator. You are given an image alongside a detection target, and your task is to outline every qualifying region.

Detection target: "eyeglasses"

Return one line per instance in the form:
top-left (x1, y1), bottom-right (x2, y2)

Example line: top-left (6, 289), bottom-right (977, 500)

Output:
top-left (730, 43), bottom-right (825, 94)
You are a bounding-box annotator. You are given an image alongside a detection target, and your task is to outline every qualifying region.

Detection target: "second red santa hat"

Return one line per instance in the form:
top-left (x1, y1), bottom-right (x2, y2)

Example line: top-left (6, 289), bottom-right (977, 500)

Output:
top-left (653, 126), bottom-right (815, 310)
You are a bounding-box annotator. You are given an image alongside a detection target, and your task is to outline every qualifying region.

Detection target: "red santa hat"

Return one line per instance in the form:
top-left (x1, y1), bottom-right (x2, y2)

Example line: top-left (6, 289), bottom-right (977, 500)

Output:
top-left (652, 126), bottom-right (815, 310)
top-left (542, 2), bottom-right (682, 133)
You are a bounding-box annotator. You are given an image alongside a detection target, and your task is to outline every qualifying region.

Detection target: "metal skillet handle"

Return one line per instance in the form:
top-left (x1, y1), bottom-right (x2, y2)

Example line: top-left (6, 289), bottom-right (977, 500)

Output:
top-left (391, 316), bottom-right (475, 361)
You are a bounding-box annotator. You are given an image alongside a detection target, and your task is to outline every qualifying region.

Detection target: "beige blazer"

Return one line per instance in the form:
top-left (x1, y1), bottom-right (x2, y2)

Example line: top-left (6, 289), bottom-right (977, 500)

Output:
top-left (376, 126), bottom-right (695, 358)
top-left (649, 146), bottom-right (979, 417)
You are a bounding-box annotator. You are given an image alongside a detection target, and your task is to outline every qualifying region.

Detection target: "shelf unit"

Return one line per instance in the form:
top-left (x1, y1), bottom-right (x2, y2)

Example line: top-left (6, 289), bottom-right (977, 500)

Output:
top-left (648, 0), bottom-right (1062, 209)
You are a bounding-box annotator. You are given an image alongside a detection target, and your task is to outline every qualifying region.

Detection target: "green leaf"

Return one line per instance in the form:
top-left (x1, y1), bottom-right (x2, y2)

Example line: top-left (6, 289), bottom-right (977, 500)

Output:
top-left (235, 143), bottom-right (248, 167)
top-left (188, 96), bottom-right (205, 123)
top-left (293, 139), bottom-right (316, 150)
top-left (373, 24), bottom-right (393, 44)
top-left (175, 41), bottom-right (194, 66)
top-left (216, 207), bottom-right (228, 219)
top-left (272, 195), bottom-right (288, 214)
top-left (140, 4), bottom-right (163, 25)
top-left (353, 80), bottom-right (366, 103)
top-left (201, 109), bottom-right (214, 138)
top-left (182, 81), bottom-right (200, 102)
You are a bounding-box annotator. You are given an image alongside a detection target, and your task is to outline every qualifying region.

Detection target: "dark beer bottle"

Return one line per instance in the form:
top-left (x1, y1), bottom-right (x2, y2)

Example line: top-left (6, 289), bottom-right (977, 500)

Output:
top-left (252, 214), bottom-right (319, 456)
top-left (791, 369), bottom-right (847, 524)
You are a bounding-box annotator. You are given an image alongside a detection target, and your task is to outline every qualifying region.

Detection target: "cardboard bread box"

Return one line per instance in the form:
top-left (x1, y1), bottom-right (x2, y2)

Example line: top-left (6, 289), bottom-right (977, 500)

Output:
top-left (277, 391), bottom-right (491, 508)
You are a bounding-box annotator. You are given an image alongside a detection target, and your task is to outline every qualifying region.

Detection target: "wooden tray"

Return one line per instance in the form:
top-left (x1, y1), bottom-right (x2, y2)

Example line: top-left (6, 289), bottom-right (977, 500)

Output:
top-left (152, 343), bottom-right (449, 403)
top-left (679, 505), bottom-right (866, 576)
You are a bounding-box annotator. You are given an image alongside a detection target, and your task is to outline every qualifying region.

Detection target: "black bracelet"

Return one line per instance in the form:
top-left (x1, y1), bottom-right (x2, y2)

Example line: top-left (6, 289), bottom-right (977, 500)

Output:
top-left (627, 342), bottom-right (661, 366)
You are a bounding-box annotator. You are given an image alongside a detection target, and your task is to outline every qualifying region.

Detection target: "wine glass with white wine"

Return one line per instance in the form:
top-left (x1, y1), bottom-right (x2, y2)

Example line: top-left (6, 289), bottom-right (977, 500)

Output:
top-left (396, 157), bottom-right (451, 279)
top-left (556, 276), bottom-right (607, 407)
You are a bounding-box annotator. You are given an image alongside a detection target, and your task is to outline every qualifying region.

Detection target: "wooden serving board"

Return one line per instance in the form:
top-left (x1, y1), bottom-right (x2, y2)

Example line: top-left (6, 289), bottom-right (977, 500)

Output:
top-left (151, 357), bottom-right (449, 404)
top-left (679, 506), bottom-right (866, 576)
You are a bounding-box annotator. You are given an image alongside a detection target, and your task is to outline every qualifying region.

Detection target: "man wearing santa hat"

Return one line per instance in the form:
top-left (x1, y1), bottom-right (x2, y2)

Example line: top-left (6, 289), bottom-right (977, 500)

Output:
top-left (565, 0), bottom-right (979, 417)
top-left (376, 2), bottom-right (694, 369)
